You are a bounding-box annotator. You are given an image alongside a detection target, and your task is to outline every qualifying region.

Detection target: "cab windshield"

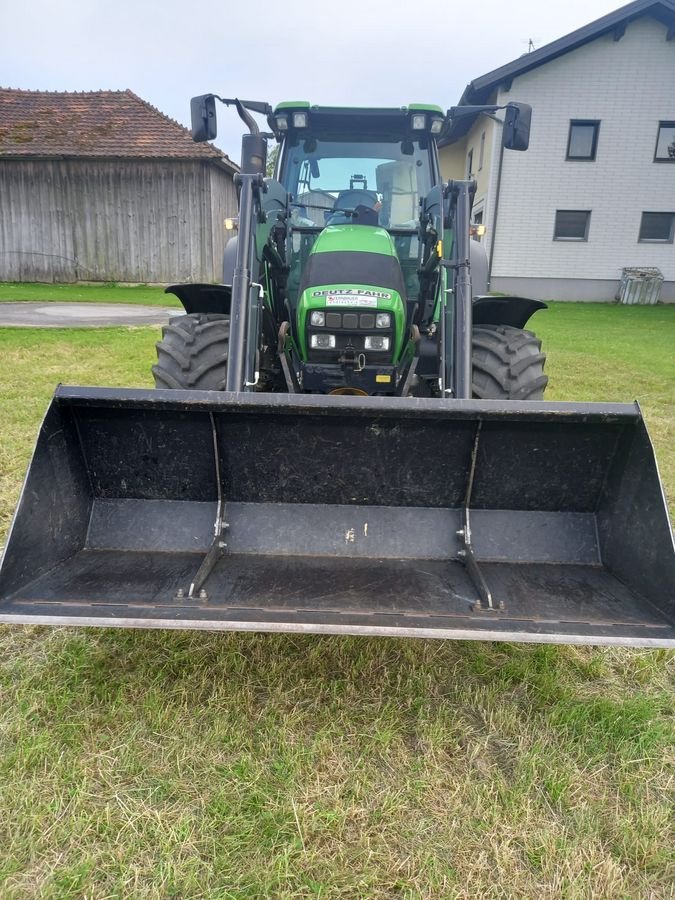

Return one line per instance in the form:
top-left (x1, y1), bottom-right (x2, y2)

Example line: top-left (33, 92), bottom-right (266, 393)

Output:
top-left (280, 138), bottom-right (433, 229)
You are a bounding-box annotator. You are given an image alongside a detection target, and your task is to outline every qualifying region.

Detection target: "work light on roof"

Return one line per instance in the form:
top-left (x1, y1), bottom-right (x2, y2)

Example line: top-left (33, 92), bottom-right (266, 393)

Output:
top-left (275, 114), bottom-right (289, 131)
top-left (411, 114), bottom-right (426, 130)
top-left (430, 117), bottom-right (444, 134)
top-left (292, 112), bottom-right (308, 129)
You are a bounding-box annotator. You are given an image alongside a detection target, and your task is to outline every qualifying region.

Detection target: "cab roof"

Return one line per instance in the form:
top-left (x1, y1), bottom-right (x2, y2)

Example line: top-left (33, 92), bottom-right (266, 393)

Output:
top-left (274, 102), bottom-right (444, 116)
top-left (271, 103), bottom-right (446, 139)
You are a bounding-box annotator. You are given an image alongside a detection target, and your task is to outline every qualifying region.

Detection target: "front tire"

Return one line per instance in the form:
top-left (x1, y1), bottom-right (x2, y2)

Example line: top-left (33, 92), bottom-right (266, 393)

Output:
top-left (472, 323), bottom-right (548, 400)
top-left (152, 313), bottom-right (229, 390)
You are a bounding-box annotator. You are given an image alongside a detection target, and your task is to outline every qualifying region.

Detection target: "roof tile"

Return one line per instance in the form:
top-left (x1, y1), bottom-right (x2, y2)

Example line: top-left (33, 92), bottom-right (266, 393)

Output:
top-left (0, 88), bottom-right (237, 169)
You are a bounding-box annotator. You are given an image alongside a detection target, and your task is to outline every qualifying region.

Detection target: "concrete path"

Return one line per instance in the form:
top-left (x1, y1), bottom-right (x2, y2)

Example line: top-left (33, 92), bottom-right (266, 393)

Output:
top-left (0, 302), bottom-right (182, 327)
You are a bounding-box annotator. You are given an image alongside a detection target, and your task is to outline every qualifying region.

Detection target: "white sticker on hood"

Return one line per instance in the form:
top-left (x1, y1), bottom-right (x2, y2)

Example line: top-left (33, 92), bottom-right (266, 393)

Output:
top-left (313, 288), bottom-right (391, 307)
top-left (325, 296), bottom-right (378, 307)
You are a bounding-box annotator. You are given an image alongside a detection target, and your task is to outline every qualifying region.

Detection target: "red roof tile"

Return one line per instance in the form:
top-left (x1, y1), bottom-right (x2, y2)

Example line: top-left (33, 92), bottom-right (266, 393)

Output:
top-left (0, 88), bottom-right (237, 170)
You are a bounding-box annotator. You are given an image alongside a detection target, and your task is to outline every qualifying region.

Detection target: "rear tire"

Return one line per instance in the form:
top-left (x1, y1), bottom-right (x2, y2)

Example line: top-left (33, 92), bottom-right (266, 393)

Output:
top-left (472, 323), bottom-right (548, 400)
top-left (152, 313), bottom-right (229, 390)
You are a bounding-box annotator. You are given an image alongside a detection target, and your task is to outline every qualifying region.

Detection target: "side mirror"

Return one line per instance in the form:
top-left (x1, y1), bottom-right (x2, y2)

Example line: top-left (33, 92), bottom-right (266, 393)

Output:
top-left (502, 102), bottom-right (531, 151)
top-left (191, 94), bottom-right (217, 142)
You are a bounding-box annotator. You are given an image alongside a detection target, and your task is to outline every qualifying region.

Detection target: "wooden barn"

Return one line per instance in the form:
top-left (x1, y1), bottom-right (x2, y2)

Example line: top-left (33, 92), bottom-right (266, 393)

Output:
top-left (0, 88), bottom-right (239, 283)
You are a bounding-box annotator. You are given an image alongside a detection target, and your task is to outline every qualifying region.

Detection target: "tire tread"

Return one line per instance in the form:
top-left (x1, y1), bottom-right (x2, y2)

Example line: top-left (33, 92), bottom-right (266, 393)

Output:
top-left (472, 324), bottom-right (548, 400)
top-left (153, 313), bottom-right (229, 391)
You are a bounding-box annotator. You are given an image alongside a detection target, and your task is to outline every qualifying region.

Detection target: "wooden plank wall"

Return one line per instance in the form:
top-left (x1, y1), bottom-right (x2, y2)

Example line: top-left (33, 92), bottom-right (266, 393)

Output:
top-left (209, 165), bottom-right (239, 283)
top-left (0, 158), bottom-right (237, 282)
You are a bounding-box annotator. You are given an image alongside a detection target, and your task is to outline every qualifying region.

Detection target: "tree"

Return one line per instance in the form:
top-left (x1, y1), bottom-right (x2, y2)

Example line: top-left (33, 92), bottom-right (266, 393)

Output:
top-left (266, 144), bottom-right (279, 177)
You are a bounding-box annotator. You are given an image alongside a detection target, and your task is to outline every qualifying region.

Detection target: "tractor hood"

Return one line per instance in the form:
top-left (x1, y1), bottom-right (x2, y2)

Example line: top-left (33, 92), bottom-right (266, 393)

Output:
top-left (310, 223), bottom-right (399, 256)
top-left (298, 224), bottom-right (406, 301)
top-left (295, 224), bottom-right (408, 362)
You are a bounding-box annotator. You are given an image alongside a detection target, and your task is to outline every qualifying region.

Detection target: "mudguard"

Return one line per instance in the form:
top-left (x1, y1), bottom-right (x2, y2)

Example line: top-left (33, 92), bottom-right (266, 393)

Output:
top-left (165, 283), bottom-right (232, 316)
top-left (473, 295), bottom-right (547, 329)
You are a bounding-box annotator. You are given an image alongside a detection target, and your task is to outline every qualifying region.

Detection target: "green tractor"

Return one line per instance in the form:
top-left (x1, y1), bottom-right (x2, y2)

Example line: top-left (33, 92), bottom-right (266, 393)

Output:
top-left (154, 98), bottom-right (548, 403)
top-left (0, 96), bottom-right (673, 647)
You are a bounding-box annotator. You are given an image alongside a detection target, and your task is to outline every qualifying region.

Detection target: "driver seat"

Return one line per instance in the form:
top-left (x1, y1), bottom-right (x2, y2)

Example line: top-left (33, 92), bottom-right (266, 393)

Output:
top-left (327, 189), bottom-right (380, 226)
top-left (334, 189), bottom-right (379, 210)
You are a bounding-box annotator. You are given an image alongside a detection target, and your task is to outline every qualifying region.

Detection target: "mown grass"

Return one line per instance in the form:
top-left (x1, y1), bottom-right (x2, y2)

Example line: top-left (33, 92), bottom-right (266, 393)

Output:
top-left (0, 303), bottom-right (674, 898)
top-left (0, 282), bottom-right (180, 306)
top-left (534, 302), bottom-right (675, 504)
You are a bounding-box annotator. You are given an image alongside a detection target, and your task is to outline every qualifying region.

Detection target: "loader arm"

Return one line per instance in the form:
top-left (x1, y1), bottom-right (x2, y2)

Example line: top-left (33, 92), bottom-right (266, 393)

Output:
top-left (226, 172), bottom-right (267, 392)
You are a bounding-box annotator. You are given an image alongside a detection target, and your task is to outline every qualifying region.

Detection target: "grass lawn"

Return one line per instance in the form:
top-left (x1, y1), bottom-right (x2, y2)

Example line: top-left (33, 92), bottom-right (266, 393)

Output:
top-left (0, 281), bottom-right (180, 307)
top-left (0, 303), bottom-right (673, 898)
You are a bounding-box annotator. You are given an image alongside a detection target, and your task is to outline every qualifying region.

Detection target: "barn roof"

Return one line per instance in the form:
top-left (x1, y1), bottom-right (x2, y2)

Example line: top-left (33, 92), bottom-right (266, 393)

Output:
top-left (0, 88), bottom-right (238, 171)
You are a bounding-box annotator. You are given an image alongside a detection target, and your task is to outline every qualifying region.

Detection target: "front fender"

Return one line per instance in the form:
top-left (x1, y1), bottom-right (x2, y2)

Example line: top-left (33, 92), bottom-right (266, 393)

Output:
top-left (472, 295), bottom-right (547, 329)
top-left (164, 284), bottom-right (232, 315)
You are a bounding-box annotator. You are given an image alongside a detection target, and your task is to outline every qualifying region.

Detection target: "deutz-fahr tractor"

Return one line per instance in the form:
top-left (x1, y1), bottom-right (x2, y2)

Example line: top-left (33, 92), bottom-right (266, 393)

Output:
top-left (154, 98), bottom-right (548, 404)
top-left (0, 96), bottom-right (673, 647)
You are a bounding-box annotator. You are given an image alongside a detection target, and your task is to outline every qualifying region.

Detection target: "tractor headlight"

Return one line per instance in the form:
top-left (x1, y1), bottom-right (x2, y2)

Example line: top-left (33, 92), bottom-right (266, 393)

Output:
top-left (430, 117), bottom-right (444, 134)
top-left (310, 311), bottom-right (325, 326)
top-left (310, 334), bottom-right (336, 349)
top-left (275, 114), bottom-right (289, 131)
top-left (292, 112), bottom-right (308, 129)
top-left (411, 114), bottom-right (426, 130)
top-left (364, 336), bottom-right (390, 351)
top-left (375, 313), bottom-right (391, 328)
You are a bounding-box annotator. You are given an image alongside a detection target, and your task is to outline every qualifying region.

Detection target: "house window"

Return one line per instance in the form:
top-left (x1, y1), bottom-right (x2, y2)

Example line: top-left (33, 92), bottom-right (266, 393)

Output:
top-left (472, 209), bottom-right (484, 241)
top-left (654, 122), bottom-right (675, 161)
top-left (554, 210), bottom-right (591, 241)
top-left (566, 120), bottom-right (600, 160)
top-left (467, 148), bottom-right (474, 177)
top-left (479, 131), bottom-right (486, 170)
top-left (638, 212), bottom-right (675, 242)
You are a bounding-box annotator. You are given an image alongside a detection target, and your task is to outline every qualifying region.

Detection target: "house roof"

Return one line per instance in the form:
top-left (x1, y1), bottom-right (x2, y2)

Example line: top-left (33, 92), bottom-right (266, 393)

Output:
top-left (442, 0), bottom-right (675, 144)
top-left (0, 88), bottom-right (238, 171)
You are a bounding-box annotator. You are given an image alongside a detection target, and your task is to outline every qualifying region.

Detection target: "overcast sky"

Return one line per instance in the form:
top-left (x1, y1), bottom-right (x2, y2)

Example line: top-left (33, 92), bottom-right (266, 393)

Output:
top-left (2, 0), bottom-right (626, 160)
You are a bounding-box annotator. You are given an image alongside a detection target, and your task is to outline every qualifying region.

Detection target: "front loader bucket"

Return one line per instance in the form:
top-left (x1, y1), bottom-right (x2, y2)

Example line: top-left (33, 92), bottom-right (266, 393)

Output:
top-left (1, 387), bottom-right (673, 647)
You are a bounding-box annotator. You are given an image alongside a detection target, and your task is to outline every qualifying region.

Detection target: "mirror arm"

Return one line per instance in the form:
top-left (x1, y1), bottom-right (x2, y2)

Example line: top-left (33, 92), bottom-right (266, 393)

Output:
top-left (211, 97), bottom-right (275, 136)
top-left (447, 102), bottom-right (519, 120)
top-left (211, 96), bottom-right (258, 135)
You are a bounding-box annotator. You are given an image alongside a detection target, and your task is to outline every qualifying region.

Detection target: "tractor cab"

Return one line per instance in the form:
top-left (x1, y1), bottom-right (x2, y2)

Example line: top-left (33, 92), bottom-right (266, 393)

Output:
top-left (270, 103), bottom-right (445, 394)
top-left (276, 102), bottom-right (442, 299)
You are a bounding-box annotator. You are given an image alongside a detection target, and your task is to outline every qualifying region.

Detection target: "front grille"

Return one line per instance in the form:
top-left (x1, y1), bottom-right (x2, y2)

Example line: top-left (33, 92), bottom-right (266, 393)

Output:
top-left (317, 312), bottom-right (387, 330)
top-left (306, 307), bottom-right (395, 362)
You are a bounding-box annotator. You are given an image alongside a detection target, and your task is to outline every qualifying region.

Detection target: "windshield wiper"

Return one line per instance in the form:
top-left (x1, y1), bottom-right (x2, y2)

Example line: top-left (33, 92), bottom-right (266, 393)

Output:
top-left (290, 201), bottom-right (336, 212)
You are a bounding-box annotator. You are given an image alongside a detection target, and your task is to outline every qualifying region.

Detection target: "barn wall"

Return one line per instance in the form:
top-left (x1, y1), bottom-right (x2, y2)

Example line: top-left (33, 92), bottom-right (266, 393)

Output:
top-left (0, 159), bottom-right (78, 281)
top-left (0, 158), bottom-right (237, 282)
top-left (209, 165), bottom-right (238, 283)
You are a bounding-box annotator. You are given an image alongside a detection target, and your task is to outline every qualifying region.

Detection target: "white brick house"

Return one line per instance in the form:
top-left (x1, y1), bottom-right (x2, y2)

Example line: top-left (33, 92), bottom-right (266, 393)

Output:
top-left (439, 0), bottom-right (675, 301)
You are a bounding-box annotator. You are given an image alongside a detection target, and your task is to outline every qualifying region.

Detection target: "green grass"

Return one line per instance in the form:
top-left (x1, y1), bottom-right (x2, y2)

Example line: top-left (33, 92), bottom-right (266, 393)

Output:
top-left (0, 281), bottom-right (180, 306)
top-left (535, 302), bottom-right (675, 503)
top-left (0, 304), bottom-right (674, 898)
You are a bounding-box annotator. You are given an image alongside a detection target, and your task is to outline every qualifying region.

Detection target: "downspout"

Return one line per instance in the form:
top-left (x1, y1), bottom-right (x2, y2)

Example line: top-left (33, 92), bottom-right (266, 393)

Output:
top-left (487, 133), bottom-right (505, 290)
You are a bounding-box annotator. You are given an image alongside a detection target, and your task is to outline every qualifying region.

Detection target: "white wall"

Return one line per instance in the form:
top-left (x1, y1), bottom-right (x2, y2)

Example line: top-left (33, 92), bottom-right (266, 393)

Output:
top-left (489, 16), bottom-right (675, 288)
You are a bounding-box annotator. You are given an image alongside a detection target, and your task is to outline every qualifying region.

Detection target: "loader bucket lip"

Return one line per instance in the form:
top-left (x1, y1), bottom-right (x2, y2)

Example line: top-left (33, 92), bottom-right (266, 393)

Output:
top-left (0, 612), bottom-right (673, 649)
top-left (53, 384), bottom-right (642, 424)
